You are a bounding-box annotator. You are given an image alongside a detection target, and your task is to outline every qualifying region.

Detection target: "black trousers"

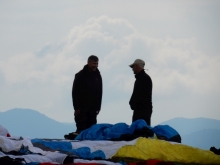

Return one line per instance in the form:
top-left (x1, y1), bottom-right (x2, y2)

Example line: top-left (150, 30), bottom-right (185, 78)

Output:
top-left (74, 109), bottom-right (97, 133)
top-left (132, 109), bottom-right (152, 126)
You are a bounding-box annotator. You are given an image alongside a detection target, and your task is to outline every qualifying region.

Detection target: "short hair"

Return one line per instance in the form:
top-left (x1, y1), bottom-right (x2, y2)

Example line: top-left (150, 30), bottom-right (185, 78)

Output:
top-left (88, 55), bottom-right (99, 62)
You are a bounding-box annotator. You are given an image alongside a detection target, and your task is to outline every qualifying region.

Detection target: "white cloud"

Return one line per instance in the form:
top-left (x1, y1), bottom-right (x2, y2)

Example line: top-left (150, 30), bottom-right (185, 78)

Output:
top-left (0, 14), bottom-right (220, 125)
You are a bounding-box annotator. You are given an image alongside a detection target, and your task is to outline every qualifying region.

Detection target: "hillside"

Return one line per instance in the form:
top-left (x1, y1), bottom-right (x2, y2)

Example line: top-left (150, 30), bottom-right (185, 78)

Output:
top-left (1, 108), bottom-right (220, 150)
top-left (182, 129), bottom-right (220, 150)
top-left (0, 108), bottom-right (76, 139)
top-left (160, 117), bottom-right (220, 150)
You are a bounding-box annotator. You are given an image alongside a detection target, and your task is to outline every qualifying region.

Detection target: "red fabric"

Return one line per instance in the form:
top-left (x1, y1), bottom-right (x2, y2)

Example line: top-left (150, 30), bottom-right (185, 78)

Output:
top-left (7, 133), bottom-right (11, 137)
top-left (147, 160), bottom-right (162, 165)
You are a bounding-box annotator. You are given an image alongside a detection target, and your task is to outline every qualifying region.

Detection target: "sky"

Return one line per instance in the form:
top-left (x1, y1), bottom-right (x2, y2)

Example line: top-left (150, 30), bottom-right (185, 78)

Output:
top-left (0, 1), bottom-right (220, 126)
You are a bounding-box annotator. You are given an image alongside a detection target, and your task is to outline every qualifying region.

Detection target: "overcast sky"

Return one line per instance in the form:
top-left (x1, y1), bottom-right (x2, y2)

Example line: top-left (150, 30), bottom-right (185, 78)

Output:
top-left (0, 1), bottom-right (220, 126)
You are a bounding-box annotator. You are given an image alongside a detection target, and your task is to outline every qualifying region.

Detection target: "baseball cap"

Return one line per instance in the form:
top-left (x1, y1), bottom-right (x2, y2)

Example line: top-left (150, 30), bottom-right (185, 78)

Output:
top-left (129, 59), bottom-right (145, 68)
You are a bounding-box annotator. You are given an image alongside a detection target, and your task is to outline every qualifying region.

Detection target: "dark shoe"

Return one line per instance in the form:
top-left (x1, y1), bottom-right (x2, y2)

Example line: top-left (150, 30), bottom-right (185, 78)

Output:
top-left (71, 132), bottom-right (79, 136)
top-left (64, 132), bottom-right (79, 140)
top-left (210, 146), bottom-right (220, 155)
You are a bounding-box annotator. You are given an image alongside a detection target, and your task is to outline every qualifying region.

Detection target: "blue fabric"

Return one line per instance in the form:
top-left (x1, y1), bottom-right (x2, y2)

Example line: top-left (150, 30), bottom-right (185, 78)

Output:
top-left (30, 121), bottom-right (180, 161)
top-left (78, 124), bottom-right (112, 140)
top-left (19, 145), bottom-right (35, 155)
top-left (31, 139), bottom-right (72, 151)
top-left (31, 139), bottom-right (105, 159)
top-left (75, 119), bottom-right (150, 140)
top-left (75, 119), bottom-right (180, 141)
top-left (73, 147), bottom-right (105, 159)
top-left (130, 119), bottom-right (151, 131)
top-left (152, 125), bottom-right (179, 139)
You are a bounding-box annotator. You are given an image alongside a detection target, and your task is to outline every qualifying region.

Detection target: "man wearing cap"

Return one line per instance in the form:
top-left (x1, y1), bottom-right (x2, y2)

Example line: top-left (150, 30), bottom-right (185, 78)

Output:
top-left (129, 59), bottom-right (153, 126)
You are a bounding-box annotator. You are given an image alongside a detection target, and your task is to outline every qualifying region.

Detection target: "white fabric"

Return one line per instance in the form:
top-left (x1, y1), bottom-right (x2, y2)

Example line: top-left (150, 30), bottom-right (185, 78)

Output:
top-left (0, 150), bottom-right (66, 164)
top-left (0, 136), bottom-right (67, 164)
top-left (0, 136), bottom-right (138, 164)
top-left (0, 151), bottom-right (58, 164)
top-left (0, 135), bottom-right (46, 155)
top-left (71, 139), bottom-right (137, 159)
top-left (0, 151), bottom-right (6, 157)
top-left (0, 125), bottom-right (10, 137)
top-left (44, 151), bottom-right (67, 164)
top-left (74, 159), bottom-right (121, 165)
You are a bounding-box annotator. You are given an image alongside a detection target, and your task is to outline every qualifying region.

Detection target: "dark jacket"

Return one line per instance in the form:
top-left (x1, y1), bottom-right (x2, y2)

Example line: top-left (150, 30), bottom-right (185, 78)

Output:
top-left (72, 65), bottom-right (102, 111)
top-left (129, 70), bottom-right (153, 113)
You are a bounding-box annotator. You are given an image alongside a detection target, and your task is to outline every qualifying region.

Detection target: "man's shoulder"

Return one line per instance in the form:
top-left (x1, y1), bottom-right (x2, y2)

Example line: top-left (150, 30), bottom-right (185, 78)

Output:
top-left (96, 69), bottom-right (102, 77)
top-left (144, 72), bottom-right (151, 78)
top-left (75, 69), bottom-right (84, 78)
top-left (142, 71), bottom-right (152, 82)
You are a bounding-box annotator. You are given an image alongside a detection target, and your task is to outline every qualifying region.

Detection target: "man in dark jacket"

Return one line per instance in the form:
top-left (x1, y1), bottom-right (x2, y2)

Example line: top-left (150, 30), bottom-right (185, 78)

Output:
top-left (72, 55), bottom-right (102, 134)
top-left (129, 59), bottom-right (153, 126)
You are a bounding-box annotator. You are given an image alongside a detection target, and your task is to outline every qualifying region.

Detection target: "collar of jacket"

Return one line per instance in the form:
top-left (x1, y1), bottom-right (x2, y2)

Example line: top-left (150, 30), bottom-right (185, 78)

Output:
top-left (82, 64), bottom-right (100, 75)
top-left (135, 69), bottom-right (145, 79)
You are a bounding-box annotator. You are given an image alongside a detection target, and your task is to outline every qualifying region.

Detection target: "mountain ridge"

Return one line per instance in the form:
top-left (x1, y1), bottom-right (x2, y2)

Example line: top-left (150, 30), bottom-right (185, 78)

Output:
top-left (0, 108), bottom-right (76, 139)
top-left (0, 108), bottom-right (220, 150)
top-left (159, 117), bottom-right (220, 136)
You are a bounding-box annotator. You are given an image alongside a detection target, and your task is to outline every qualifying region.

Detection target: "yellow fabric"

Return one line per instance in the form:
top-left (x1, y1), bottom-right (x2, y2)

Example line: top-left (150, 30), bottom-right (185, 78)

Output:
top-left (112, 137), bottom-right (220, 164)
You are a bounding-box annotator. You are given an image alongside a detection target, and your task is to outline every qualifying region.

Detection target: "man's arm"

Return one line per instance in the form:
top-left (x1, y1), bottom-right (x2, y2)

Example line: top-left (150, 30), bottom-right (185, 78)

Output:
top-left (72, 74), bottom-right (81, 110)
top-left (129, 81), bottom-right (137, 110)
top-left (140, 76), bottom-right (152, 108)
top-left (97, 75), bottom-right (103, 112)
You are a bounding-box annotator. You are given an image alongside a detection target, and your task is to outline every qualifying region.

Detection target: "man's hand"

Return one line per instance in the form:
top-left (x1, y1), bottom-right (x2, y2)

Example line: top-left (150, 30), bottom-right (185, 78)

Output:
top-left (74, 110), bottom-right (80, 116)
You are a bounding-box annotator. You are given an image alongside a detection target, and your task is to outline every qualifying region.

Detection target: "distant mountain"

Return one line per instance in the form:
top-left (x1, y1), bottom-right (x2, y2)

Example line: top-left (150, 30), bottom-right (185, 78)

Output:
top-left (0, 108), bottom-right (76, 139)
top-left (61, 122), bottom-right (76, 127)
top-left (182, 129), bottom-right (220, 150)
top-left (1, 109), bottom-right (220, 150)
top-left (160, 117), bottom-right (220, 150)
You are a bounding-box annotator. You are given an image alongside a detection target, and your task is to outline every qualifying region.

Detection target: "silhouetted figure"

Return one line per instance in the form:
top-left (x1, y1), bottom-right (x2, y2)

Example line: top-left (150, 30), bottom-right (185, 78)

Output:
top-left (129, 59), bottom-right (153, 126)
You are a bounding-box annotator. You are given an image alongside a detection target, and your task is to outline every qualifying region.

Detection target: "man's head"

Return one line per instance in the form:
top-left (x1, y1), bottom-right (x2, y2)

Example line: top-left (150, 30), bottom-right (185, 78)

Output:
top-left (129, 59), bottom-right (145, 74)
top-left (87, 55), bottom-right (99, 72)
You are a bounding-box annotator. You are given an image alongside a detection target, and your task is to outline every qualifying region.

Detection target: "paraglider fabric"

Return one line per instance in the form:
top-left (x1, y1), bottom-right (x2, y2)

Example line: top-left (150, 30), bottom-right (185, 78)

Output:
top-left (1, 119), bottom-right (220, 165)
